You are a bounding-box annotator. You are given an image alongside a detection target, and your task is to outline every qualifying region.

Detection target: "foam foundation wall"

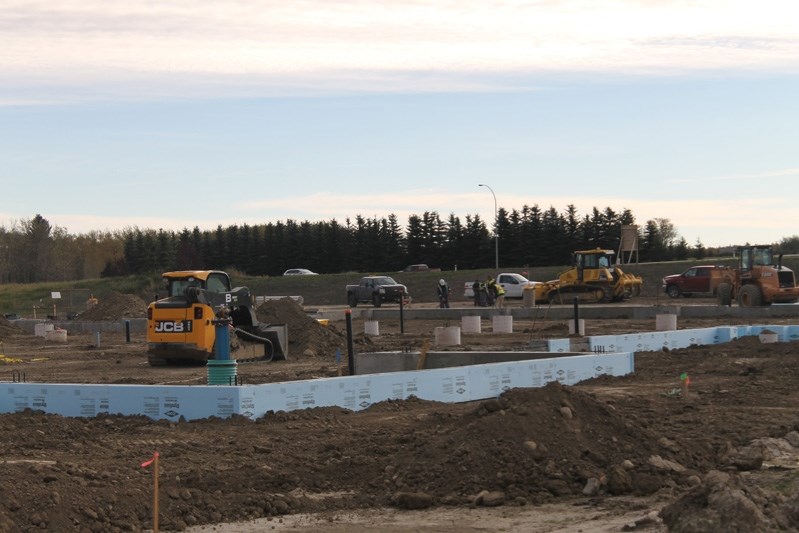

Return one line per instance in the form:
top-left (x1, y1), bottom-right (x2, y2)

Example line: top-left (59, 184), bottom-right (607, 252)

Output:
top-left (2, 324), bottom-right (796, 422)
top-left (1, 352), bottom-right (633, 422)
top-left (586, 324), bottom-right (799, 353)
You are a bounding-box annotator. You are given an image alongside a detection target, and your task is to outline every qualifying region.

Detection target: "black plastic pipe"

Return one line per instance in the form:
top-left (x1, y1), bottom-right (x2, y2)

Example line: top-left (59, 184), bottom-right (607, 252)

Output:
top-left (573, 296), bottom-right (579, 334)
top-left (345, 309), bottom-right (355, 375)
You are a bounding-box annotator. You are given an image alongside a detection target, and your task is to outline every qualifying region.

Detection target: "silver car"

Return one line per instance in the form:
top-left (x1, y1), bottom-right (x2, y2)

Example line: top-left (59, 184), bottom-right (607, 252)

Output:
top-left (283, 268), bottom-right (318, 276)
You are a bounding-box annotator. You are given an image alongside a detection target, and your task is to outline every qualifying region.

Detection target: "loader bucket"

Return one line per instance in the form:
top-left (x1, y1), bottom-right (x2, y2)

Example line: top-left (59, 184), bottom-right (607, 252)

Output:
top-left (259, 323), bottom-right (288, 361)
top-left (233, 323), bottom-right (289, 361)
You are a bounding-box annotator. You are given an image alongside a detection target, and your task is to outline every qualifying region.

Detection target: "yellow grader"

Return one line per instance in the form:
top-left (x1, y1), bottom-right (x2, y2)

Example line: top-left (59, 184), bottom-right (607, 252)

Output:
top-left (146, 270), bottom-right (288, 366)
top-left (535, 248), bottom-right (643, 304)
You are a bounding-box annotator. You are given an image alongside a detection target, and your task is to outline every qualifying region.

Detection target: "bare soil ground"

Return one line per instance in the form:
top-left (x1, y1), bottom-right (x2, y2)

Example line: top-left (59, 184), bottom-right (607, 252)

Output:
top-left (2, 300), bottom-right (799, 532)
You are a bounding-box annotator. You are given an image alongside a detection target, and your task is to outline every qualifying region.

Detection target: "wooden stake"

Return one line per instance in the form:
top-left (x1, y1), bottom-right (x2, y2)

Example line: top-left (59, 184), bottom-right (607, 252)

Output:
top-left (142, 452), bottom-right (160, 532)
top-left (153, 452), bottom-right (159, 533)
top-left (416, 339), bottom-right (429, 370)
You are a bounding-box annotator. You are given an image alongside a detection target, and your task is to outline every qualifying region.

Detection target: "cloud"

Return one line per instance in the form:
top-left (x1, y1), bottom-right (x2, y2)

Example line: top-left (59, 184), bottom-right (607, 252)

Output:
top-left (3, 0), bottom-right (799, 104)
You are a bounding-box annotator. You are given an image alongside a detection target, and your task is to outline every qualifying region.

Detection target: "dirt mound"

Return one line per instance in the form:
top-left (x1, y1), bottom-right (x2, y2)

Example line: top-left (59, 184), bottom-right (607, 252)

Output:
top-left (660, 432), bottom-right (799, 531)
top-left (0, 382), bottom-right (690, 532)
top-left (0, 315), bottom-right (27, 340)
top-left (384, 382), bottom-right (693, 504)
top-left (255, 298), bottom-right (346, 358)
top-left (78, 292), bottom-right (147, 321)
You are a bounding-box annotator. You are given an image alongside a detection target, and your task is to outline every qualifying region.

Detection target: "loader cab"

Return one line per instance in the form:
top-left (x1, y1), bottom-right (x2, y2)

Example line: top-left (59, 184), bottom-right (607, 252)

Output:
top-left (164, 271), bottom-right (232, 297)
top-left (738, 246), bottom-right (774, 275)
top-left (168, 277), bottom-right (199, 297)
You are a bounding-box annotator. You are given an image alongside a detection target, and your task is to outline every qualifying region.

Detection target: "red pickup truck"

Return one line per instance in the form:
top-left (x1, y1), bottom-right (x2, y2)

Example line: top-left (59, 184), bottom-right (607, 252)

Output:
top-left (662, 265), bottom-right (734, 298)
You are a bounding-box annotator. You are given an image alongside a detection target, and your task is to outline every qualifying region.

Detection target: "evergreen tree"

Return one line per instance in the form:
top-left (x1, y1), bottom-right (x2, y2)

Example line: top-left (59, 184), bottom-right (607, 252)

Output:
top-left (441, 213), bottom-right (464, 271)
top-left (694, 238), bottom-right (706, 260)
top-left (176, 228), bottom-right (202, 270)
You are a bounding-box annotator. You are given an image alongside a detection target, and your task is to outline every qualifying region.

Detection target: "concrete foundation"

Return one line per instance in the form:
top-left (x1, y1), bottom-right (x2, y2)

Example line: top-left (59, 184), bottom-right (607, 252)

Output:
top-left (569, 319), bottom-right (585, 336)
top-left (492, 315), bottom-right (513, 333)
top-left (355, 349), bottom-right (586, 374)
top-left (434, 326), bottom-right (461, 346)
top-left (364, 320), bottom-right (379, 336)
top-left (656, 314), bottom-right (677, 331)
top-left (321, 303), bottom-right (799, 322)
top-left (44, 329), bottom-right (67, 343)
top-left (461, 316), bottom-right (481, 333)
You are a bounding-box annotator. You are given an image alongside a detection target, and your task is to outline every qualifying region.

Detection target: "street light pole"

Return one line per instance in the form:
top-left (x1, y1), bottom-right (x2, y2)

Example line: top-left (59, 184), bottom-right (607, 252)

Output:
top-left (478, 184), bottom-right (499, 269)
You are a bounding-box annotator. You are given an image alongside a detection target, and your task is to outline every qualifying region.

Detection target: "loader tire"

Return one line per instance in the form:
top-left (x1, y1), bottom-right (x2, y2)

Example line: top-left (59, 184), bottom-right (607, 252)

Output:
top-left (717, 283), bottom-right (732, 306)
top-left (737, 284), bottom-right (763, 307)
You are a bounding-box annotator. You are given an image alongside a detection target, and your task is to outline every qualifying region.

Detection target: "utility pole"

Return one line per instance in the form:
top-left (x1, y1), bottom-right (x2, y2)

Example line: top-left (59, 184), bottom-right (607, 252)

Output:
top-left (478, 184), bottom-right (499, 269)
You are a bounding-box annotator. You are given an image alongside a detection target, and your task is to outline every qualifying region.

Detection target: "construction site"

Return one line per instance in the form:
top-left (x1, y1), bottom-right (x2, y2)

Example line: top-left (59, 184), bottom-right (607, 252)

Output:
top-left (1, 274), bottom-right (799, 532)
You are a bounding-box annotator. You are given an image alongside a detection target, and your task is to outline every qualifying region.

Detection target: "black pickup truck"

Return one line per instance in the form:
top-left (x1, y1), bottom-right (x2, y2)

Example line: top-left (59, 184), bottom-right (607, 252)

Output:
top-left (346, 276), bottom-right (408, 307)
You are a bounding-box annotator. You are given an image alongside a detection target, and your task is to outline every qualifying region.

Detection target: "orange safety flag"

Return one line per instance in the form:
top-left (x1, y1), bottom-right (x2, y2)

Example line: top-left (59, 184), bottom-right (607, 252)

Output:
top-left (141, 452), bottom-right (159, 468)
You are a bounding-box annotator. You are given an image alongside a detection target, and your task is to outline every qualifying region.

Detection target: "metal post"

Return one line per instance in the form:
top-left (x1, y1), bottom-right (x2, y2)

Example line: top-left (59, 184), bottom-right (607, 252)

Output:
top-left (125, 320), bottom-right (131, 343)
top-left (573, 296), bottom-right (579, 325)
top-left (345, 309), bottom-right (355, 376)
top-left (478, 183), bottom-right (499, 269)
top-left (572, 296), bottom-right (580, 336)
top-left (399, 292), bottom-right (405, 334)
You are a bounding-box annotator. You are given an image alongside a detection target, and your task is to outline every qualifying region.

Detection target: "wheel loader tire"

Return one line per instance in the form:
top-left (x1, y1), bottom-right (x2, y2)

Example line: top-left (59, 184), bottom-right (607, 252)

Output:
top-left (717, 283), bottom-right (732, 306)
top-left (372, 293), bottom-right (382, 307)
top-left (347, 293), bottom-right (358, 308)
top-left (666, 285), bottom-right (681, 298)
top-left (737, 284), bottom-right (763, 307)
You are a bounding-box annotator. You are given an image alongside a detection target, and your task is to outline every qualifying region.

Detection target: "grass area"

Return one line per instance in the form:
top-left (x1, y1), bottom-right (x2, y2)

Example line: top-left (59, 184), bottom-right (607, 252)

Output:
top-left (2, 255), bottom-right (797, 317)
top-left (0, 275), bottom-right (159, 318)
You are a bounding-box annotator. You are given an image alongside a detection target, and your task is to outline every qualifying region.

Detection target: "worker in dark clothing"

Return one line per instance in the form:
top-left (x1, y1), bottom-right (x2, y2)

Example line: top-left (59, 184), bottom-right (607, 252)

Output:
top-left (437, 279), bottom-right (451, 308)
top-left (472, 280), bottom-right (481, 307)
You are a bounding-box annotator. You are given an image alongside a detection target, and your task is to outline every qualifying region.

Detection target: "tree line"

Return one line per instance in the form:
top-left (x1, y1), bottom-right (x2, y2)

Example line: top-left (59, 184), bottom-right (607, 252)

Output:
top-left (2, 208), bottom-right (797, 284)
top-left (103, 205), bottom-right (689, 277)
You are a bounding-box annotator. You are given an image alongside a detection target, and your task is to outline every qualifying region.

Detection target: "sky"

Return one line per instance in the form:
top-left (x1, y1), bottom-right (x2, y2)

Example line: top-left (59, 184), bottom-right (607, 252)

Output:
top-left (2, 0), bottom-right (798, 248)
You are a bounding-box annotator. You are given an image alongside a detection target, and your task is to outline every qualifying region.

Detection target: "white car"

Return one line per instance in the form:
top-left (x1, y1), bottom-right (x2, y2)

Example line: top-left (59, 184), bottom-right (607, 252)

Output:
top-left (283, 268), bottom-right (318, 276)
top-left (464, 273), bottom-right (540, 298)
